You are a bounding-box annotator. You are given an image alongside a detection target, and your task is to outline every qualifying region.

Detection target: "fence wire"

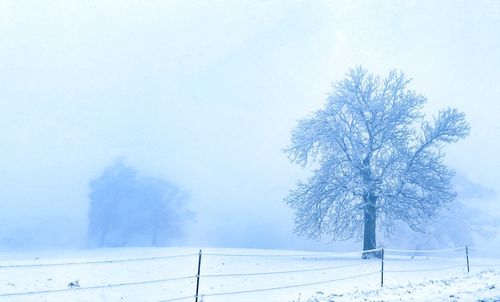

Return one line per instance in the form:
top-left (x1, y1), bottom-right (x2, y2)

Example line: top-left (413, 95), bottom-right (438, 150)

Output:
top-left (384, 264), bottom-right (465, 273)
top-left (0, 275), bottom-right (196, 298)
top-left (163, 271), bottom-right (381, 301)
top-left (470, 263), bottom-right (500, 267)
top-left (0, 253), bottom-right (198, 269)
top-left (203, 248), bottom-right (382, 258)
top-left (384, 247), bottom-right (465, 253)
top-left (201, 260), bottom-right (378, 278)
top-left (156, 295), bottom-right (195, 302)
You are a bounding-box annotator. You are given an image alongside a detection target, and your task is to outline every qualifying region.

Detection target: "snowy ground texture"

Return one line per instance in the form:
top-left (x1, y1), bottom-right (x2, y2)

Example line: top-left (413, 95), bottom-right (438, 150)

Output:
top-left (308, 269), bottom-right (500, 302)
top-left (0, 247), bottom-right (498, 302)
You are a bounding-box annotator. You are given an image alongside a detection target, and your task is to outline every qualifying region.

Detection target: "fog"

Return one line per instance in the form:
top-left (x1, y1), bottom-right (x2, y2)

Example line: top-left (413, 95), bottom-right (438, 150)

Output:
top-left (0, 0), bottom-right (499, 252)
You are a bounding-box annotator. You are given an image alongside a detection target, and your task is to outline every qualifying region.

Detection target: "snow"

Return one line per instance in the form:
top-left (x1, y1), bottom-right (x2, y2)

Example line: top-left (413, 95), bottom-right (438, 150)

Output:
top-left (0, 247), bottom-right (498, 302)
top-left (309, 270), bottom-right (500, 301)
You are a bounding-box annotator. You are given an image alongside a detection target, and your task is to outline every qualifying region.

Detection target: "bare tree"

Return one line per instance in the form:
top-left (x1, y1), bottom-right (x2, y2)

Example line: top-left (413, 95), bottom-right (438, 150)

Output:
top-left (87, 161), bottom-right (190, 247)
top-left (285, 67), bottom-right (470, 258)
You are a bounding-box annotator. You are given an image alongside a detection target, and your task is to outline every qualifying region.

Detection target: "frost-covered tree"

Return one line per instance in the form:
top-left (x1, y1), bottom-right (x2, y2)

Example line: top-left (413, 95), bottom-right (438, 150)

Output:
top-left (285, 67), bottom-right (470, 257)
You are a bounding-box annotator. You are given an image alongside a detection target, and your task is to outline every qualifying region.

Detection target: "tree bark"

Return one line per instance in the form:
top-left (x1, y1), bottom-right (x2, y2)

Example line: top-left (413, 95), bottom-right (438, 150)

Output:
top-left (362, 194), bottom-right (379, 259)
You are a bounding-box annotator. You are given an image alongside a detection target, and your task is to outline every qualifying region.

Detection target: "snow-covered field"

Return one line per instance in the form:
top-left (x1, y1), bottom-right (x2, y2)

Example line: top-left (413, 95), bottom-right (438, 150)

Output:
top-left (0, 247), bottom-right (498, 302)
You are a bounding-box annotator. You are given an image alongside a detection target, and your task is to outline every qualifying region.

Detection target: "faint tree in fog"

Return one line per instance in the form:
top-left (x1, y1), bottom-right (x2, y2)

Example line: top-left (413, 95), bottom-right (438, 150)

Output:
top-left (285, 67), bottom-right (470, 258)
top-left (388, 175), bottom-right (498, 250)
top-left (87, 161), bottom-right (190, 247)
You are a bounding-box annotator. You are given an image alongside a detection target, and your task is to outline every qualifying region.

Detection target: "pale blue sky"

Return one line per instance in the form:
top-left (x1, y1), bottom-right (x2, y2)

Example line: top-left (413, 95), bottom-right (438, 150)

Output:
top-left (0, 0), bottom-right (499, 250)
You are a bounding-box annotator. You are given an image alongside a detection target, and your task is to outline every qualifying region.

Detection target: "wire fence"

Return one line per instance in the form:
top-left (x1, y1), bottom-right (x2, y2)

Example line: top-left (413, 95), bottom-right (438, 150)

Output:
top-left (0, 246), bottom-right (498, 301)
top-left (0, 275), bottom-right (196, 298)
top-left (384, 247), bottom-right (465, 253)
top-left (201, 247), bottom-right (381, 258)
top-left (200, 260), bottom-right (377, 278)
top-left (0, 253), bottom-right (198, 269)
top-left (192, 271), bottom-right (381, 300)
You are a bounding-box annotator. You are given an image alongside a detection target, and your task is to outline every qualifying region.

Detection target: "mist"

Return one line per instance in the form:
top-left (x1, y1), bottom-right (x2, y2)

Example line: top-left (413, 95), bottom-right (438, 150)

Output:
top-left (0, 0), bottom-right (499, 252)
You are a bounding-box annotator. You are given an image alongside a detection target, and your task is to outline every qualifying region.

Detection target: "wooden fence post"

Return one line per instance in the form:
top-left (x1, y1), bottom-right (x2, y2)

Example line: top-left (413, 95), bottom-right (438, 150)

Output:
top-left (380, 248), bottom-right (384, 287)
top-left (465, 245), bottom-right (470, 273)
top-left (195, 250), bottom-right (202, 302)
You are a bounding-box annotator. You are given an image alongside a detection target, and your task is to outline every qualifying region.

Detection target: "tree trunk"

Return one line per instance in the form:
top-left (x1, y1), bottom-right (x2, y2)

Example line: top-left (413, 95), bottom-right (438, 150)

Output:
top-left (362, 195), bottom-right (380, 259)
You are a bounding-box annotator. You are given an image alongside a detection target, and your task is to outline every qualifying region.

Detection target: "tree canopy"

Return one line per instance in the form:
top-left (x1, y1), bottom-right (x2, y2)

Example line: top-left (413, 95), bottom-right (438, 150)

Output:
top-left (285, 67), bottom-right (470, 256)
